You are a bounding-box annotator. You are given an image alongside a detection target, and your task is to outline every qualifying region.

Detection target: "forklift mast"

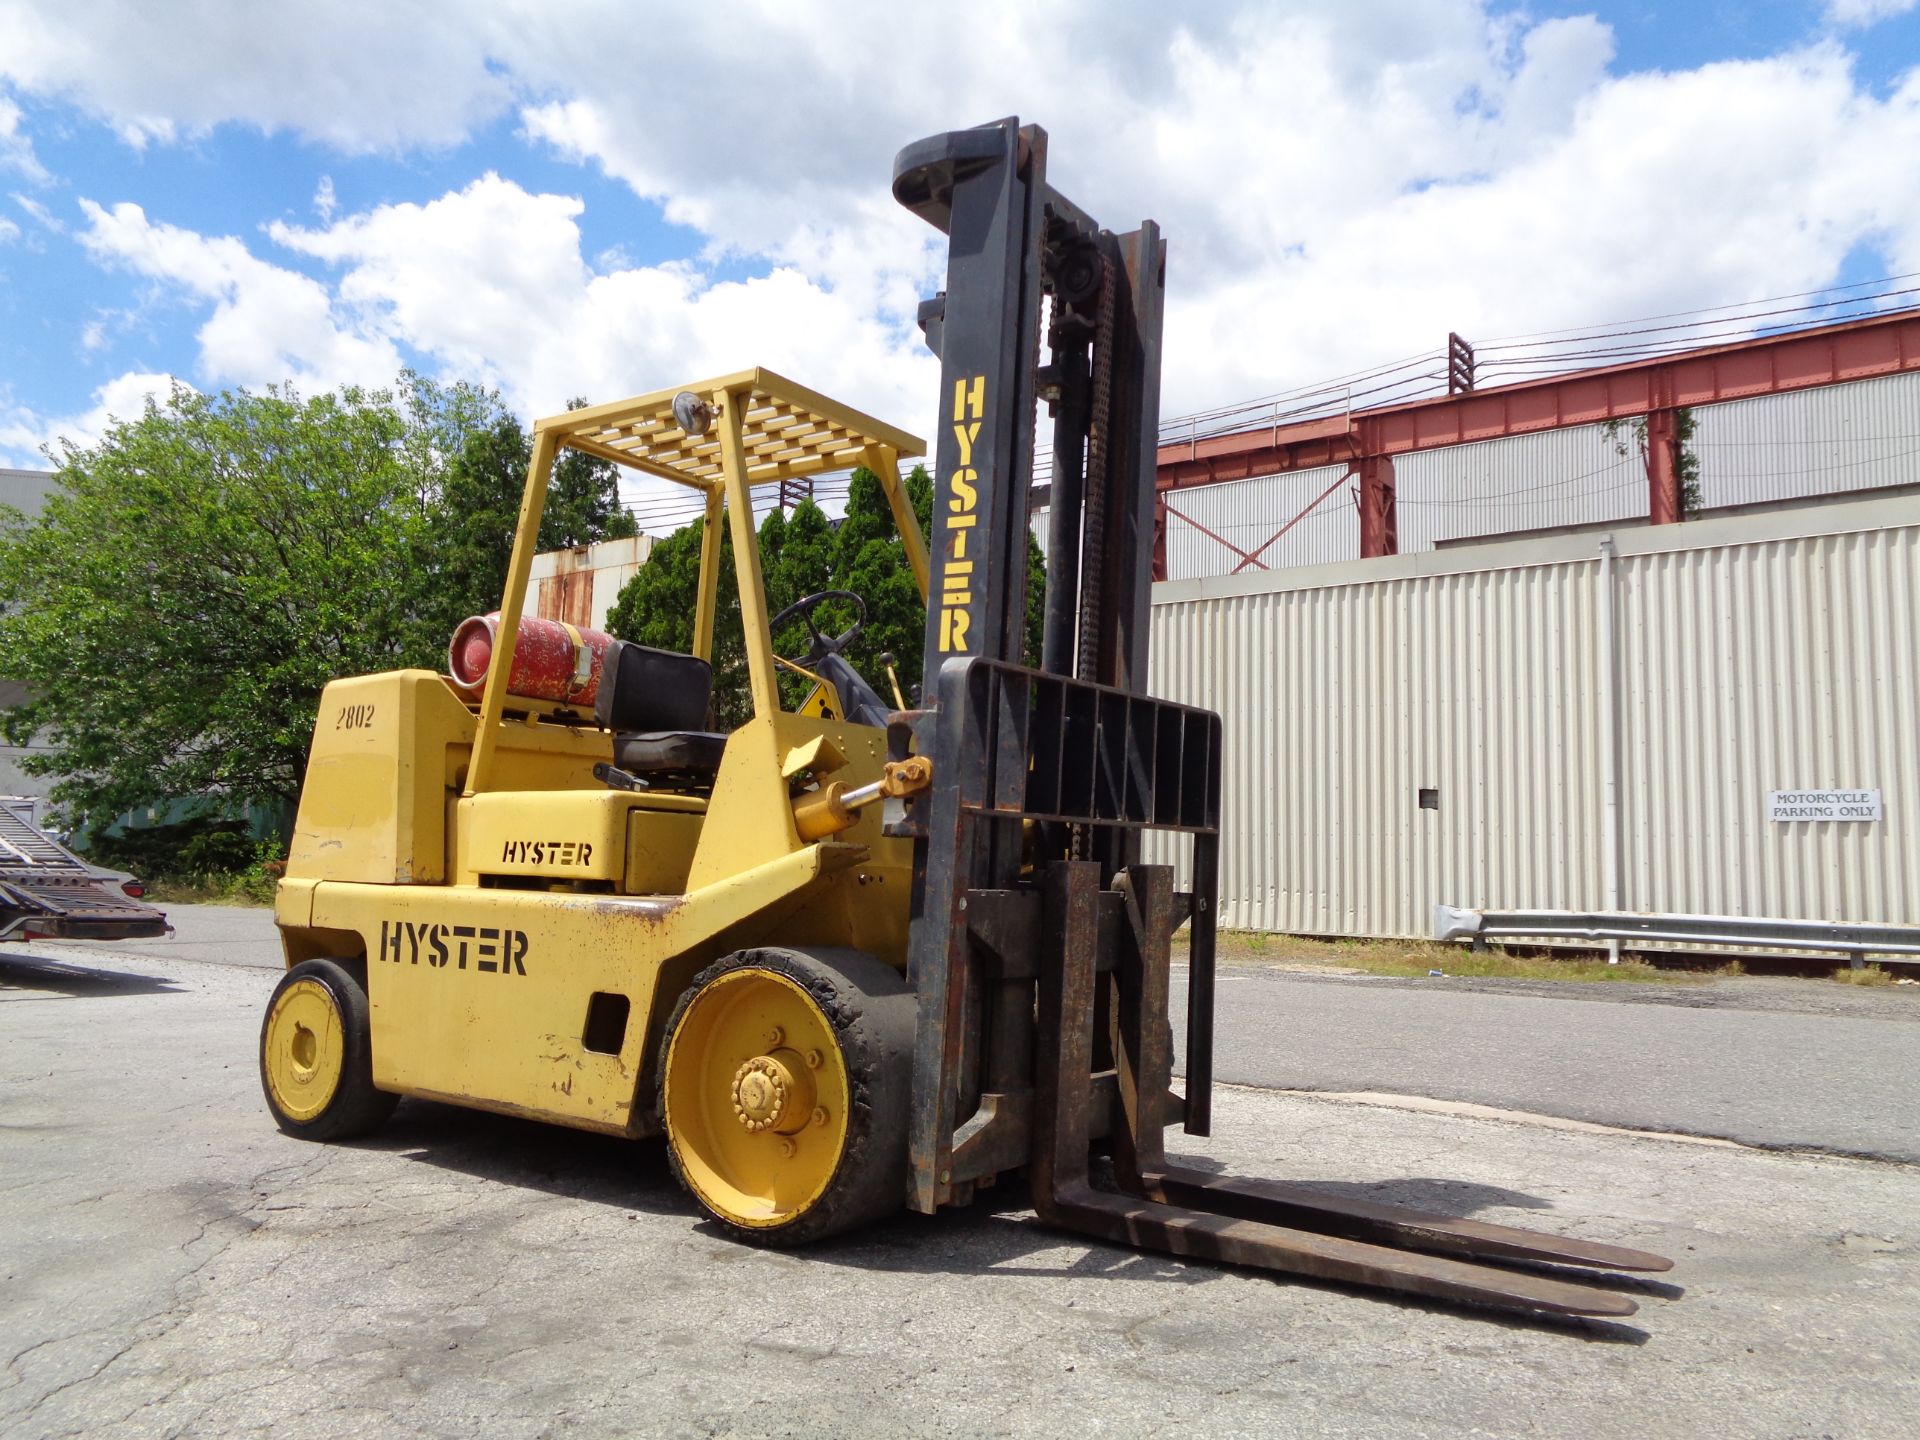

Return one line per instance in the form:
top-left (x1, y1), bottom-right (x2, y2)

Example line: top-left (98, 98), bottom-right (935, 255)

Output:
top-left (882, 120), bottom-right (1671, 1317)
top-left (896, 119), bottom-right (1161, 698)
top-left (889, 118), bottom-right (1222, 1213)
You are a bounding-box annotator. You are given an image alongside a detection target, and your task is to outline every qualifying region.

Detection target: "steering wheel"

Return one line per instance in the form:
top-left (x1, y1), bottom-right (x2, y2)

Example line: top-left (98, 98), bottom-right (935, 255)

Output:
top-left (768, 589), bottom-right (867, 665)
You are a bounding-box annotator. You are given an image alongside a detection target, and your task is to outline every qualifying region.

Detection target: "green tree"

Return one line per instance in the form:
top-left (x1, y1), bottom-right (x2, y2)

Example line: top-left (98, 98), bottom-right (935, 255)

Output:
top-left (767, 497), bottom-right (842, 708)
top-left (544, 401), bottom-right (639, 549)
top-left (605, 464), bottom-right (1045, 725)
top-left (417, 414), bottom-right (529, 651)
top-left (832, 468), bottom-right (930, 704)
top-left (0, 377), bottom-right (640, 830)
top-left (1603, 408), bottom-right (1703, 517)
top-left (0, 379), bottom-right (467, 826)
top-left (417, 401), bottom-right (638, 646)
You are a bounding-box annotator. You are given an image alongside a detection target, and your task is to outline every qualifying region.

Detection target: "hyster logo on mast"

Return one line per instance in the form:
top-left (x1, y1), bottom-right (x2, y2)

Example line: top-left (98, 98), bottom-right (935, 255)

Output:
top-left (937, 374), bottom-right (985, 653)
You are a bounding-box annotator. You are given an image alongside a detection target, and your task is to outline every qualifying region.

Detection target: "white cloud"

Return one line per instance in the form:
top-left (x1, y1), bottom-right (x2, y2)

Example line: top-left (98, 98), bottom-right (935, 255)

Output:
top-left (75, 198), bottom-right (403, 392)
top-left (7, 170), bottom-right (931, 479)
top-left (11, 190), bottom-right (59, 232)
top-left (0, 94), bottom-right (47, 181)
top-left (6, 2), bottom-right (1920, 448)
top-left (1825, 0), bottom-right (1919, 28)
top-left (312, 175), bottom-right (336, 223)
top-left (266, 173), bottom-right (935, 425)
top-left (0, 369), bottom-right (181, 466)
top-left (0, 1), bottom-right (506, 151)
top-left (0, 215), bottom-right (18, 245)
top-left (1165, 45), bottom-right (1920, 406)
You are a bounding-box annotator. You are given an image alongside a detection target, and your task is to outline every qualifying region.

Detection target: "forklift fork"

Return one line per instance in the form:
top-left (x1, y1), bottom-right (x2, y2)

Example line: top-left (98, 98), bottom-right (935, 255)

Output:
top-left (1034, 860), bottom-right (1671, 1319)
top-left (893, 659), bottom-right (1672, 1319)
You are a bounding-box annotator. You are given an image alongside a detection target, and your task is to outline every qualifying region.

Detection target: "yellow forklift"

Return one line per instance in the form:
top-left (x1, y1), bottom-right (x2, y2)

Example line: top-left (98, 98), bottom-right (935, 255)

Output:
top-left (261, 118), bottom-right (1672, 1315)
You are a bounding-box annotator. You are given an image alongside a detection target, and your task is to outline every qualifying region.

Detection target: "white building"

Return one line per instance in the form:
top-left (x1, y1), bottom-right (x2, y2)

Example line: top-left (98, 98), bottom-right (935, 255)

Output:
top-left (0, 468), bottom-right (58, 799)
top-left (528, 533), bottom-right (657, 631)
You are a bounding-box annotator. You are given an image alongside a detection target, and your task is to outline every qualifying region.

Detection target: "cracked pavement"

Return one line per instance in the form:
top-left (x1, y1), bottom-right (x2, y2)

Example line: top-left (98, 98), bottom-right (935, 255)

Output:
top-left (4, 941), bottom-right (1919, 1438)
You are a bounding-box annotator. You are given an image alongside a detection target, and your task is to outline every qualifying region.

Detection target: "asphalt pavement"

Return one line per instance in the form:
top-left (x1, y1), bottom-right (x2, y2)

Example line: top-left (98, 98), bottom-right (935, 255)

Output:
top-left (1175, 963), bottom-right (1920, 1163)
top-left (58, 904), bottom-right (1920, 1161)
top-left (4, 943), bottom-right (1917, 1438)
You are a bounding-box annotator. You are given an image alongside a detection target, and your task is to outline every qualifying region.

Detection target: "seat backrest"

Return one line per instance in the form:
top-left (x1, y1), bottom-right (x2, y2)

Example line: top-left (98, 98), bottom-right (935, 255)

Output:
top-left (594, 639), bottom-right (714, 733)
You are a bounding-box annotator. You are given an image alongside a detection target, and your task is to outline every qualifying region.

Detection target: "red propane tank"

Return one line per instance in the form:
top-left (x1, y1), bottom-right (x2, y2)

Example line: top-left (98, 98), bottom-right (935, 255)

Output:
top-left (447, 612), bottom-right (613, 708)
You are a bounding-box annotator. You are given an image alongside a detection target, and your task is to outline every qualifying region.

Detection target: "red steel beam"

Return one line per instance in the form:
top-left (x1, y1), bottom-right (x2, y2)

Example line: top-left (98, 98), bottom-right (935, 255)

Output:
top-left (1158, 307), bottom-right (1920, 491)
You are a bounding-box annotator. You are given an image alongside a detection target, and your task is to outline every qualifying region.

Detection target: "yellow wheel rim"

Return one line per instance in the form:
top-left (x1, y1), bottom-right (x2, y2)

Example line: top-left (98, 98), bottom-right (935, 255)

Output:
top-left (664, 968), bottom-right (851, 1230)
top-left (263, 978), bottom-right (346, 1124)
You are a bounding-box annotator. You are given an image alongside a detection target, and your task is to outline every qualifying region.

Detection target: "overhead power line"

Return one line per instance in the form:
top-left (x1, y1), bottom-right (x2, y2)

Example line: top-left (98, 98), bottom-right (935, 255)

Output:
top-left (1155, 272), bottom-right (1920, 453)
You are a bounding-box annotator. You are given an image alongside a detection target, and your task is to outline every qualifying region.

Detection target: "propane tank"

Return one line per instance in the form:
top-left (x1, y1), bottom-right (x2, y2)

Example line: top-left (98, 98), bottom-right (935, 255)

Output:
top-left (447, 612), bottom-right (613, 708)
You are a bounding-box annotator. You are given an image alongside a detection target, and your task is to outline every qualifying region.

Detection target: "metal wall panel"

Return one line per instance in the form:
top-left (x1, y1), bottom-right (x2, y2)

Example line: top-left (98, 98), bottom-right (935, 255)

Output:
top-left (1149, 495), bottom-right (1920, 939)
top-left (1396, 424), bottom-right (1641, 552)
top-left (1615, 522), bottom-right (1920, 926)
top-left (1161, 464), bottom-right (1356, 580)
top-left (1692, 370), bottom-right (1920, 509)
top-left (529, 533), bottom-right (656, 631)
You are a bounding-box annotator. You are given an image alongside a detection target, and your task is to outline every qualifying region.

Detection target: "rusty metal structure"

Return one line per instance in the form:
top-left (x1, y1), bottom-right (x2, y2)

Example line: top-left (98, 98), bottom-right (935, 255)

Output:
top-left (0, 803), bottom-right (166, 943)
top-left (887, 117), bottom-right (1671, 1316)
top-left (1155, 306), bottom-right (1920, 571)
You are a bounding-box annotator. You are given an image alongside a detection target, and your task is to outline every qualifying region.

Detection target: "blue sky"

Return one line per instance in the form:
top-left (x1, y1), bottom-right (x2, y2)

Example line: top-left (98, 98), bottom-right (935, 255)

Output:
top-left (4, 0), bottom-right (1920, 493)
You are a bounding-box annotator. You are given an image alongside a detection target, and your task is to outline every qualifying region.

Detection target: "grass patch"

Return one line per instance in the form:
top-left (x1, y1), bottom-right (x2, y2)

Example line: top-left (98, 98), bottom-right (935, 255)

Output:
top-left (1337, 947), bottom-right (1687, 984)
top-left (1181, 929), bottom-right (1702, 984)
top-left (1834, 963), bottom-right (1897, 987)
top-left (83, 819), bottom-right (285, 908)
top-left (143, 876), bottom-right (276, 908)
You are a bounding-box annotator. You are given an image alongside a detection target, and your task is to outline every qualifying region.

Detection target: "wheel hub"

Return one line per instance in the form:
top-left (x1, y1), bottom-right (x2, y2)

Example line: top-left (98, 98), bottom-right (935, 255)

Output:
top-left (662, 963), bottom-right (861, 1232)
top-left (730, 1050), bottom-right (814, 1134)
top-left (291, 1022), bottom-right (318, 1075)
top-left (262, 977), bottom-right (346, 1123)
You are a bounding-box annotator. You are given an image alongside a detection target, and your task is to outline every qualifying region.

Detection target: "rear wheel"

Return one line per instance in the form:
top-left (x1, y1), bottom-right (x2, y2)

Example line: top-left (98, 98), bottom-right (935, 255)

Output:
top-left (660, 947), bottom-right (913, 1246)
top-left (259, 958), bottom-right (398, 1141)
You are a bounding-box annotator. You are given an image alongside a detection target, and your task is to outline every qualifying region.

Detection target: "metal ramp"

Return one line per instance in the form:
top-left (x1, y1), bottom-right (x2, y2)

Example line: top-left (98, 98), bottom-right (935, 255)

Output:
top-left (0, 806), bottom-right (169, 942)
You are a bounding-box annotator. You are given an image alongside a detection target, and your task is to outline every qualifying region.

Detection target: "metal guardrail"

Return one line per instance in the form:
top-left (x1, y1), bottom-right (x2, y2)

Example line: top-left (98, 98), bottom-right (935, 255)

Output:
top-left (1434, 904), bottom-right (1920, 963)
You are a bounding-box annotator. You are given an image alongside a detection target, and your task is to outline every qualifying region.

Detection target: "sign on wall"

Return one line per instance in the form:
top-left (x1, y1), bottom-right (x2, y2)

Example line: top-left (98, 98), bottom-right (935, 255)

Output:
top-left (1768, 789), bottom-right (1882, 822)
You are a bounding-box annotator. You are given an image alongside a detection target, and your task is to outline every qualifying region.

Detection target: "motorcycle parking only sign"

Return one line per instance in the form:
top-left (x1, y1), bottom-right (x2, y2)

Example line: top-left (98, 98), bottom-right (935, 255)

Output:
top-left (1768, 789), bottom-right (1882, 822)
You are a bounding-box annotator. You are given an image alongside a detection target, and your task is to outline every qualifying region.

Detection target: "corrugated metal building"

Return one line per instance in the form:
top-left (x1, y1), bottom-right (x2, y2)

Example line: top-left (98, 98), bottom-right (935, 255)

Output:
top-left (1147, 493), bottom-right (1920, 940)
top-left (1158, 371), bottom-right (1920, 581)
top-left (529, 533), bottom-right (657, 631)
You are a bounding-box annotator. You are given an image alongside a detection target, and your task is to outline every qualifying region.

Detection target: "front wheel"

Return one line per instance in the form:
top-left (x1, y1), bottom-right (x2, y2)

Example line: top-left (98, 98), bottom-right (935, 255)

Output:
top-left (659, 947), bottom-right (913, 1247)
top-left (259, 958), bottom-right (398, 1141)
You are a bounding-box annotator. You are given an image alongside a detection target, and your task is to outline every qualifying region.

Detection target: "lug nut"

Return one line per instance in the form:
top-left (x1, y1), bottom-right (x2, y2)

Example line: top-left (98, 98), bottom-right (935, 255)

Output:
top-left (778, 1137), bottom-right (796, 1158)
top-left (811, 1107), bottom-right (829, 1128)
top-left (766, 1026), bottom-right (784, 1047)
top-left (805, 1049), bottom-right (823, 1069)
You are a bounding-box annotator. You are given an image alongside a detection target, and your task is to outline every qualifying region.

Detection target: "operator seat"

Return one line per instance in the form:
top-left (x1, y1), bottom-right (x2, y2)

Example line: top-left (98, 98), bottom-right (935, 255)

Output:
top-left (594, 639), bottom-right (729, 785)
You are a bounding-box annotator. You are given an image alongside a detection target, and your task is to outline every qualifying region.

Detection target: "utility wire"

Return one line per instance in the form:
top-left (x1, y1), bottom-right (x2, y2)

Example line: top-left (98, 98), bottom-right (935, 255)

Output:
top-left (1156, 275), bottom-right (1920, 453)
top-left (1481, 269), bottom-right (1920, 346)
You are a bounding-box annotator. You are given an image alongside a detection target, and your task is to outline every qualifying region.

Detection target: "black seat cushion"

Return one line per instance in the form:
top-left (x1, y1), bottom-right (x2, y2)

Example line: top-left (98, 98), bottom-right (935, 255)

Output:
top-left (613, 730), bottom-right (729, 774)
top-left (595, 639), bottom-right (714, 733)
top-left (594, 641), bottom-right (726, 785)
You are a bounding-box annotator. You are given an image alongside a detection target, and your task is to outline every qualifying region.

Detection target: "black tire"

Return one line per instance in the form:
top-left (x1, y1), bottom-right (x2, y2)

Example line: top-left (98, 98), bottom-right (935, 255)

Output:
top-left (658, 947), bottom-right (913, 1248)
top-left (259, 958), bottom-right (399, 1141)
